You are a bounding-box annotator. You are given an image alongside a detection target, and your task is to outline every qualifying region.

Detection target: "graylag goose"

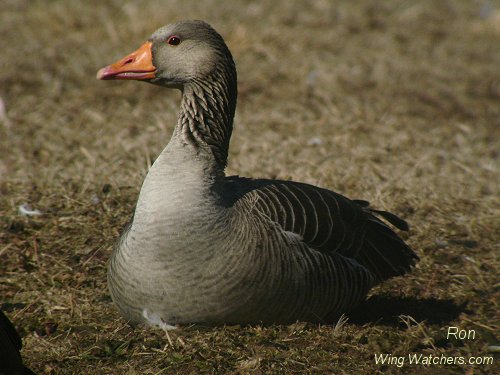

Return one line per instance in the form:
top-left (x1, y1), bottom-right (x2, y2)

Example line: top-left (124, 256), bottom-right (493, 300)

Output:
top-left (97, 20), bottom-right (418, 328)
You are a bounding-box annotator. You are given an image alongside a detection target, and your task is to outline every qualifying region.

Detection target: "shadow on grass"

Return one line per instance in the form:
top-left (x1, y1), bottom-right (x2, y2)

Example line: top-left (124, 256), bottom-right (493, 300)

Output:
top-left (344, 296), bottom-right (467, 327)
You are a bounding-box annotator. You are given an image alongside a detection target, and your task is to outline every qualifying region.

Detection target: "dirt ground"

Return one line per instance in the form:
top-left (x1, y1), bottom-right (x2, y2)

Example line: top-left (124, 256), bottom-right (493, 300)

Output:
top-left (0, 0), bottom-right (499, 374)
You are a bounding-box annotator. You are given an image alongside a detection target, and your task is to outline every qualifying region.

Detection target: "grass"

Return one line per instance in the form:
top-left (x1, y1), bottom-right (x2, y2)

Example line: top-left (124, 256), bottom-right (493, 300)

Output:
top-left (1, 0), bottom-right (499, 373)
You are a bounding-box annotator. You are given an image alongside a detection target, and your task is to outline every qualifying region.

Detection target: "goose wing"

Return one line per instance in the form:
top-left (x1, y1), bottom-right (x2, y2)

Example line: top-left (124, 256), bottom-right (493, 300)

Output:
top-left (224, 177), bottom-right (418, 283)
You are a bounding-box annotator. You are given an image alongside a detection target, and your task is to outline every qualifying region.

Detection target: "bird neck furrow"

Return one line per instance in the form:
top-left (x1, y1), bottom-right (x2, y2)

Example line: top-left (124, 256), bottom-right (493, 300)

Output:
top-left (175, 69), bottom-right (237, 171)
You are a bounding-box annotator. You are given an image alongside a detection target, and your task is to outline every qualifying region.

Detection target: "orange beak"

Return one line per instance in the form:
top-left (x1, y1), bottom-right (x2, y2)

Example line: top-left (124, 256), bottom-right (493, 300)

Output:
top-left (97, 41), bottom-right (156, 80)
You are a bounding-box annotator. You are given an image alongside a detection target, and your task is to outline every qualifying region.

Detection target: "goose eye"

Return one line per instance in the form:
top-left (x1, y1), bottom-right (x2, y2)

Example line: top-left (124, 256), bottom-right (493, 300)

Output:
top-left (167, 36), bottom-right (181, 46)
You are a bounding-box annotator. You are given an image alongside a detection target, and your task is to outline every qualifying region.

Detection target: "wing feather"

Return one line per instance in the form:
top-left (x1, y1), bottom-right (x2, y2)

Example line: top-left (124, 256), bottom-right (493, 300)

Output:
top-left (225, 176), bottom-right (418, 283)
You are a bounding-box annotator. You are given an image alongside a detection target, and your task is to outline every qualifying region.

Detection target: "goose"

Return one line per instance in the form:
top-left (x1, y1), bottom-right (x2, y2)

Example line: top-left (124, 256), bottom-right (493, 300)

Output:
top-left (97, 20), bottom-right (418, 328)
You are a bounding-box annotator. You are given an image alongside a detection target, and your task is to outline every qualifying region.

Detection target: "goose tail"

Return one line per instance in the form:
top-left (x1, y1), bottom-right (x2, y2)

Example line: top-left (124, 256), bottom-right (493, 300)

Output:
top-left (357, 210), bottom-right (418, 284)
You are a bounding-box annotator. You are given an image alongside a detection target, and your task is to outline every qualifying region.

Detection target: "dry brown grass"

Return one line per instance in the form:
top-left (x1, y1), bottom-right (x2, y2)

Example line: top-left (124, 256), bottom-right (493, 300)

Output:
top-left (1, 0), bottom-right (499, 374)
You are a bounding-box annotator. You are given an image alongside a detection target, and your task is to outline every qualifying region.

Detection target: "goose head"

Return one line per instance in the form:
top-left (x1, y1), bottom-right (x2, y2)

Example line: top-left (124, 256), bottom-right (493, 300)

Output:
top-left (97, 20), bottom-right (235, 90)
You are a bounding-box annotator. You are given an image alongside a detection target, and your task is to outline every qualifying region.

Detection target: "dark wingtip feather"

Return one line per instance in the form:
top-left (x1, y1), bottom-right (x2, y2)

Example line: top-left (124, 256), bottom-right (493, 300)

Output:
top-left (353, 199), bottom-right (370, 207)
top-left (371, 209), bottom-right (410, 231)
top-left (354, 200), bottom-right (410, 231)
top-left (356, 215), bottom-right (418, 284)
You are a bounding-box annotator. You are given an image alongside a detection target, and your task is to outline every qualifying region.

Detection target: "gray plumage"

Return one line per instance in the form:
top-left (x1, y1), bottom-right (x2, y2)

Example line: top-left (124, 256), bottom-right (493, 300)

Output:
top-left (100, 20), bottom-right (418, 327)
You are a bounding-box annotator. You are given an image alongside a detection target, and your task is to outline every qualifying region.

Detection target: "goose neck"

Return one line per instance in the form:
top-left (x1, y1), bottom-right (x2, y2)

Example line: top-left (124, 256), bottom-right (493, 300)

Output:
top-left (174, 66), bottom-right (237, 171)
